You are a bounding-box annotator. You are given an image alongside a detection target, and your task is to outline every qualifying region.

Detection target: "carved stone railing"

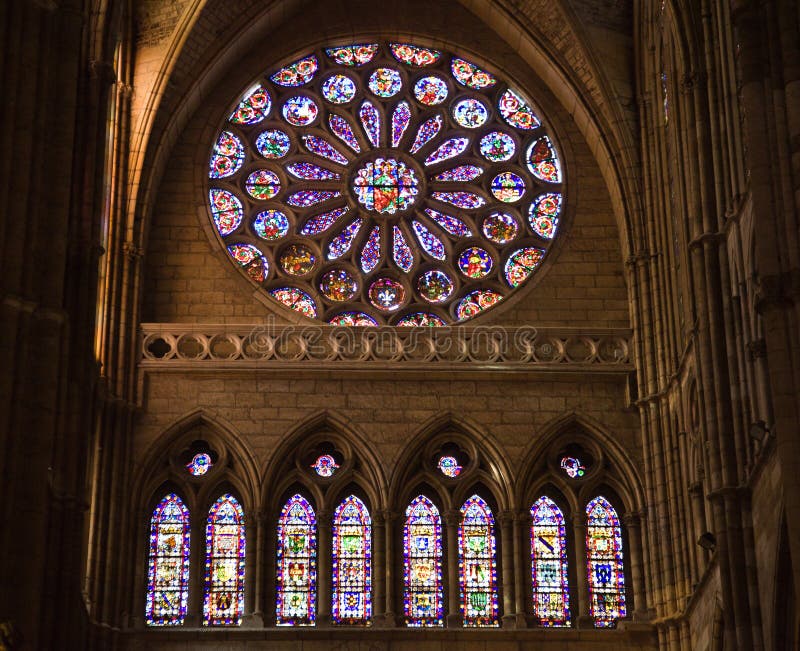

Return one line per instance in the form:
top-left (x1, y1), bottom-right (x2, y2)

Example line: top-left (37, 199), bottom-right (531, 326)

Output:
top-left (139, 323), bottom-right (633, 373)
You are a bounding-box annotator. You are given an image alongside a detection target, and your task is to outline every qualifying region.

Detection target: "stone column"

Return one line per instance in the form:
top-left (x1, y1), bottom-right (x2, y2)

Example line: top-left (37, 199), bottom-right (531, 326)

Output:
top-left (383, 510), bottom-right (397, 626)
top-left (499, 511), bottom-right (517, 628)
top-left (316, 510), bottom-right (332, 626)
top-left (514, 510), bottom-right (529, 627)
top-left (572, 515), bottom-right (593, 628)
top-left (623, 511), bottom-right (648, 620)
top-left (371, 510), bottom-right (386, 626)
top-left (444, 509), bottom-right (461, 627)
top-left (243, 509), bottom-right (264, 627)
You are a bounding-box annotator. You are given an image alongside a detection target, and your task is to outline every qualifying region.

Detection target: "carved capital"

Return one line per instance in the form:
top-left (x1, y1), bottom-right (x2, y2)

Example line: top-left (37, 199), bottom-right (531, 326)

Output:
top-left (123, 241), bottom-right (144, 260)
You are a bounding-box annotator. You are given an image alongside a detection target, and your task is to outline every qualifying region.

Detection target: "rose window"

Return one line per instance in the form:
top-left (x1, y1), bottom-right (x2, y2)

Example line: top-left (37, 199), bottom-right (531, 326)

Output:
top-left (207, 42), bottom-right (564, 325)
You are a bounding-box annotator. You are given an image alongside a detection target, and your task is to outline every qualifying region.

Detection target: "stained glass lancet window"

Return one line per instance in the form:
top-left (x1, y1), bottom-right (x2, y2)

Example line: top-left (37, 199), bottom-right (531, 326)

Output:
top-left (530, 496), bottom-right (570, 627)
top-left (458, 495), bottom-right (499, 627)
top-left (276, 494), bottom-right (317, 625)
top-left (403, 495), bottom-right (444, 626)
top-left (204, 494), bottom-right (246, 625)
top-left (332, 495), bottom-right (372, 624)
top-left (146, 493), bottom-right (190, 626)
top-left (586, 496), bottom-right (626, 627)
top-left (206, 42), bottom-right (565, 325)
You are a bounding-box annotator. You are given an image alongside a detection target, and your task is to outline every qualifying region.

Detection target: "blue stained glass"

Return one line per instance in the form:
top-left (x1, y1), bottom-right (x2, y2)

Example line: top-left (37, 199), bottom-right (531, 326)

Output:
top-left (431, 191), bottom-right (485, 209)
top-left (286, 162), bottom-right (341, 180)
top-left (209, 131), bottom-right (244, 178)
top-left (393, 225), bottom-right (414, 272)
top-left (209, 189), bottom-right (243, 236)
top-left (490, 172), bottom-right (525, 203)
top-left (586, 497), bottom-right (626, 628)
top-left (229, 85), bottom-right (271, 124)
top-left (409, 115), bottom-right (443, 154)
top-left (146, 494), bottom-right (190, 626)
top-left (286, 190), bottom-right (340, 208)
top-left (203, 494), bottom-right (245, 626)
top-left (253, 210), bottom-right (290, 241)
top-left (359, 101), bottom-right (381, 148)
top-left (397, 312), bottom-right (446, 327)
top-left (529, 193), bottom-right (561, 239)
top-left (328, 218), bottom-right (364, 259)
top-left (271, 55), bottom-right (319, 87)
top-left (413, 76), bottom-right (448, 106)
top-left (531, 496), bottom-right (571, 627)
top-left (411, 220), bottom-right (446, 260)
top-left (479, 131), bottom-right (515, 162)
top-left (322, 74), bottom-right (357, 104)
top-left (302, 135), bottom-right (349, 165)
top-left (403, 496), bottom-right (444, 627)
top-left (360, 225), bottom-right (381, 273)
top-left (368, 68), bottom-right (403, 97)
top-left (332, 496), bottom-right (372, 624)
top-left (283, 96), bottom-right (319, 126)
top-left (481, 212), bottom-right (518, 244)
top-left (424, 137), bottom-right (469, 166)
top-left (433, 165), bottom-right (483, 182)
top-left (504, 247), bottom-right (544, 287)
top-left (255, 129), bottom-right (291, 159)
top-left (458, 246), bottom-right (493, 279)
top-left (329, 114), bottom-right (361, 152)
top-left (391, 101), bottom-right (412, 147)
top-left (325, 44), bottom-right (379, 67)
top-left (301, 206), bottom-right (349, 236)
top-left (458, 496), bottom-right (499, 627)
top-left (417, 269), bottom-right (453, 303)
top-left (276, 495), bottom-right (317, 626)
top-left (423, 207), bottom-right (473, 237)
top-left (452, 98), bottom-right (488, 129)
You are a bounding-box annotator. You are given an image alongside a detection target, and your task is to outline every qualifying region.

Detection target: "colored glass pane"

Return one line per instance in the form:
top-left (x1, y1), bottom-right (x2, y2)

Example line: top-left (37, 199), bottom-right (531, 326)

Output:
top-left (498, 89), bottom-right (540, 130)
top-left (329, 114), bottom-right (361, 152)
top-left (437, 455), bottom-right (462, 477)
top-left (451, 58), bottom-right (496, 89)
top-left (431, 191), bottom-right (485, 209)
top-left (271, 55), bottom-right (318, 86)
top-left (411, 220), bottom-right (446, 260)
top-left (586, 497), bottom-right (626, 627)
top-left (393, 225), bottom-right (414, 272)
top-left (203, 494), bottom-right (245, 626)
top-left (414, 76), bottom-right (448, 105)
top-left (409, 115), bottom-right (443, 154)
top-left (391, 101), bottom-right (412, 147)
top-left (458, 496), bottom-right (498, 627)
top-left (479, 131), bottom-right (515, 162)
top-left (327, 218), bottom-right (364, 259)
top-left (353, 158), bottom-right (419, 214)
top-left (433, 165), bottom-right (483, 182)
top-left (482, 212), bottom-right (519, 244)
top-left (368, 68), bottom-right (402, 97)
top-left (145, 494), bottom-right (190, 626)
top-left (246, 170), bottom-right (281, 200)
top-left (397, 312), bottom-right (446, 327)
top-left (282, 96), bottom-right (319, 126)
top-left (531, 496), bottom-right (570, 627)
top-left (390, 43), bottom-right (442, 67)
top-left (360, 225), bottom-right (381, 273)
top-left (254, 210), bottom-right (290, 241)
top-left (301, 206), bottom-right (349, 236)
top-left (269, 287), bottom-right (318, 318)
top-left (561, 457), bottom-right (586, 478)
top-left (320, 268), bottom-right (358, 301)
top-left (311, 454), bottom-right (339, 477)
top-left (452, 98), bottom-right (488, 129)
top-left (286, 162), bottom-right (340, 181)
top-left (256, 129), bottom-right (291, 159)
top-left (529, 193), bottom-right (562, 239)
top-left (322, 74), bottom-right (357, 104)
top-left (328, 312), bottom-right (379, 326)
top-left (301, 135), bottom-right (349, 165)
top-left (229, 85), bottom-right (271, 124)
top-left (404, 496), bottom-right (444, 627)
top-left (186, 453), bottom-right (212, 476)
top-left (286, 190), bottom-right (340, 208)
top-left (209, 189), bottom-right (243, 236)
top-left (425, 137), bottom-right (469, 166)
top-left (276, 495), bottom-right (317, 625)
top-left (359, 101), bottom-right (381, 148)
top-left (279, 244), bottom-right (315, 276)
top-left (455, 289), bottom-right (502, 320)
top-left (490, 172), bottom-right (525, 203)
top-left (527, 137), bottom-right (562, 183)
top-left (209, 131), bottom-right (244, 178)
top-left (423, 208), bottom-right (473, 237)
top-left (417, 270), bottom-right (453, 303)
top-left (458, 247), bottom-right (493, 278)
top-left (332, 496), bottom-right (372, 624)
top-left (228, 243), bottom-right (268, 282)
top-left (325, 43), bottom-right (379, 67)
top-left (368, 277), bottom-right (406, 311)
top-left (505, 247), bottom-right (544, 287)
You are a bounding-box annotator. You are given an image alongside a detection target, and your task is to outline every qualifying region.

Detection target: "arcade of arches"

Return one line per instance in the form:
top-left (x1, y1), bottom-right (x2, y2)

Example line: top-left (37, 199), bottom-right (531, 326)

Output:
top-left (1, 1), bottom-right (799, 650)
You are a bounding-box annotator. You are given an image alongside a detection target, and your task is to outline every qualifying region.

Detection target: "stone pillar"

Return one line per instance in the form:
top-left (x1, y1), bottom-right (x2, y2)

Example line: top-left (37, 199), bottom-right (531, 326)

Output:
top-left (383, 510), bottom-right (397, 626)
top-left (316, 510), bottom-right (332, 626)
top-left (372, 510), bottom-right (386, 626)
top-left (513, 511), bottom-right (528, 627)
top-left (242, 509), bottom-right (264, 627)
top-left (184, 510), bottom-right (204, 626)
top-left (444, 509), bottom-right (461, 627)
top-left (623, 511), bottom-right (648, 620)
top-left (572, 515), bottom-right (593, 628)
top-left (499, 511), bottom-right (517, 628)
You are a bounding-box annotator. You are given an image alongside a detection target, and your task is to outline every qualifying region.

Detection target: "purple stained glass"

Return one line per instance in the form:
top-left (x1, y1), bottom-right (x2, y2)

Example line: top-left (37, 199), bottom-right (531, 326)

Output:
top-left (482, 212), bottom-right (518, 244)
top-left (270, 287), bottom-right (317, 318)
top-left (209, 189), bottom-right (243, 236)
top-left (409, 115), bottom-right (442, 154)
top-left (327, 218), bottom-right (364, 259)
top-left (228, 243), bottom-right (269, 282)
top-left (368, 67), bottom-right (402, 97)
top-left (458, 247), bottom-right (493, 278)
top-left (586, 497), bottom-right (626, 627)
top-left (393, 225), bottom-right (414, 272)
top-left (319, 268), bottom-right (358, 302)
top-left (505, 247), bottom-right (544, 287)
top-left (437, 456), bottom-right (462, 477)
top-left (360, 225), bottom-right (381, 273)
top-left (368, 277), bottom-right (406, 311)
top-left (423, 207), bottom-right (473, 237)
top-left (450, 58), bottom-right (496, 89)
top-left (286, 190), bottom-right (340, 208)
top-left (424, 137), bottom-right (469, 166)
top-left (403, 495), bottom-right (444, 627)
top-left (527, 137), bottom-right (562, 183)
top-left (186, 453), bottom-right (212, 476)
top-left (253, 210), bottom-right (290, 241)
top-left (397, 312), bottom-right (446, 327)
top-left (359, 101), bottom-right (381, 148)
top-left (229, 85), bottom-right (271, 124)
top-left (529, 193), bottom-right (561, 239)
top-left (391, 101), bottom-right (412, 147)
top-left (322, 74), bottom-right (357, 104)
top-left (452, 98), bottom-right (488, 129)
top-left (417, 270), bottom-right (453, 303)
top-left (413, 76), bottom-right (448, 106)
top-left (498, 89), bottom-right (540, 130)
top-left (329, 114), bottom-right (361, 152)
top-left (311, 454), bottom-right (340, 477)
top-left (282, 96), bottom-right (318, 126)
top-left (561, 456), bottom-right (586, 478)
top-left (411, 220), bottom-right (446, 260)
top-left (431, 191), bottom-right (485, 210)
top-left (276, 494), bottom-right (317, 626)
top-left (301, 206), bottom-right (349, 236)
top-left (302, 135), bottom-right (349, 165)
top-left (433, 165), bottom-right (482, 182)
top-left (146, 494), bottom-right (190, 626)
top-left (479, 131), bottom-right (515, 162)
top-left (454, 289), bottom-right (502, 320)
top-left (331, 496), bottom-right (372, 624)
top-left (203, 494), bottom-right (246, 626)
top-left (531, 496), bottom-right (571, 627)
top-left (209, 131), bottom-right (244, 178)
top-left (246, 170), bottom-right (281, 200)
top-left (271, 55), bottom-right (318, 86)
top-left (325, 43), bottom-right (379, 67)
top-left (490, 172), bottom-right (525, 203)
top-left (286, 162), bottom-right (340, 180)
top-left (328, 312), bottom-right (379, 326)
top-left (352, 158), bottom-right (419, 214)
top-left (458, 496), bottom-right (499, 627)
top-left (390, 43), bottom-right (442, 67)
top-left (255, 129), bottom-right (291, 159)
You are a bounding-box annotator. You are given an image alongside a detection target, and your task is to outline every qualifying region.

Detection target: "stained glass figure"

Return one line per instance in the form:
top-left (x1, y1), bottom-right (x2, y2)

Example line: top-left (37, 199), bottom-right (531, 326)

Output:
top-left (245, 170), bottom-right (281, 200)
top-left (329, 114), bottom-right (362, 152)
top-left (228, 243), bottom-right (268, 282)
top-left (353, 158), bottom-right (419, 214)
top-left (409, 115), bottom-right (443, 154)
top-left (437, 455), bottom-right (461, 477)
top-left (286, 190), bottom-right (340, 208)
top-left (561, 457), bottom-right (586, 478)
top-left (282, 96), bottom-right (319, 126)
top-left (368, 68), bottom-right (403, 97)
top-left (279, 244), bottom-right (315, 276)
top-left (490, 172), bottom-right (525, 203)
top-left (301, 135), bottom-right (349, 165)
top-left (498, 89), bottom-right (540, 130)
top-left (256, 129), bottom-right (291, 159)
top-left (482, 212), bottom-right (519, 244)
top-left (322, 74), bottom-right (357, 104)
top-left (286, 162), bottom-right (340, 181)
top-left (186, 452), bottom-right (212, 476)
top-left (458, 496), bottom-right (499, 627)
top-left (424, 208), bottom-right (473, 237)
top-left (271, 55), bottom-right (318, 86)
top-left (360, 225), bottom-right (381, 273)
top-left (431, 191), bottom-right (485, 209)
top-left (455, 290), bottom-right (502, 320)
top-left (301, 206), bottom-right (349, 236)
top-left (404, 496), bottom-right (444, 627)
top-left (368, 277), bottom-right (405, 311)
top-left (529, 193), bottom-right (561, 239)
top-left (327, 218), bottom-right (364, 259)
top-left (359, 101), bottom-right (381, 148)
top-left (320, 269), bottom-right (358, 302)
top-left (424, 137), bottom-right (469, 166)
top-left (479, 131), bottom-right (516, 162)
top-left (586, 496), bottom-right (626, 627)
top-left (209, 189), bottom-right (243, 236)
top-left (209, 131), bottom-right (244, 178)
top-left (393, 225), bottom-right (414, 272)
top-left (146, 494), bottom-right (190, 626)
top-left (417, 270), bottom-right (454, 304)
top-left (328, 312), bottom-right (379, 326)
top-left (203, 494), bottom-right (245, 626)
top-left (311, 454), bottom-right (340, 477)
top-left (332, 496), bottom-right (372, 624)
top-left (458, 247), bottom-right (493, 278)
top-left (269, 287), bottom-right (318, 318)
top-left (450, 58), bottom-right (497, 89)
top-left (504, 247), bottom-right (544, 287)
top-left (276, 494), bottom-right (317, 625)
top-left (433, 165), bottom-right (483, 182)
top-left (325, 44), bottom-right (379, 67)
top-left (526, 137), bottom-right (562, 183)
top-left (452, 98), bottom-right (488, 129)
top-left (391, 101), bottom-right (412, 147)
top-left (411, 221), bottom-right (446, 260)
top-left (414, 76), bottom-right (448, 105)
top-left (390, 43), bottom-right (442, 67)
top-left (397, 312), bottom-right (446, 327)
top-left (254, 210), bottom-right (290, 240)
top-left (229, 85), bottom-right (271, 124)
top-left (530, 496), bottom-right (570, 627)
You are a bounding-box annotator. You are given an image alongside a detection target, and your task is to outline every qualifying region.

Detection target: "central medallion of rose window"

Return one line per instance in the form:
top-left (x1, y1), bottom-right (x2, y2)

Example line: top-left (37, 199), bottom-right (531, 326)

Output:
top-left (352, 157), bottom-right (419, 214)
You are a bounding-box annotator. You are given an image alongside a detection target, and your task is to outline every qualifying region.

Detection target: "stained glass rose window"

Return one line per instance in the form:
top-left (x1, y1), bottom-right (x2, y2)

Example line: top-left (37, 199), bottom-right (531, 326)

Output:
top-left (207, 42), bottom-right (564, 325)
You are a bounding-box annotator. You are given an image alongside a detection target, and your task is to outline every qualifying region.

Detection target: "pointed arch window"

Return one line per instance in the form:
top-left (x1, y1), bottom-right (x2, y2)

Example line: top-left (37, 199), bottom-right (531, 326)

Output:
top-left (586, 496), bottom-right (626, 627)
top-left (458, 495), bottom-right (499, 627)
top-left (204, 494), bottom-right (246, 625)
top-left (146, 493), bottom-right (191, 626)
top-left (403, 495), bottom-right (444, 626)
top-left (530, 495), bottom-right (570, 627)
top-left (276, 494), bottom-right (317, 625)
top-left (332, 495), bottom-right (372, 624)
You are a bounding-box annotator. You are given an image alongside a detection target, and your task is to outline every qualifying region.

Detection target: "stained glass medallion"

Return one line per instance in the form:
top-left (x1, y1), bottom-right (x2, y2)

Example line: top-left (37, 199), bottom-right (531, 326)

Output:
top-left (437, 455), bottom-right (462, 477)
top-left (208, 42), bottom-right (564, 324)
top-left (186, 452), bottom-right (212, 476)
top-left (311, 454), bottom-right (340, 477)
top-left (561, 456), bottom-right (586, 478)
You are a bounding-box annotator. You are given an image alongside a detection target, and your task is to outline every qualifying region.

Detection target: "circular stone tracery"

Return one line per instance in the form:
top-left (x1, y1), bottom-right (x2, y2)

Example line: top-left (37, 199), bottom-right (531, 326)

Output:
top-left (207, 41), bottom-right (565, 325)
